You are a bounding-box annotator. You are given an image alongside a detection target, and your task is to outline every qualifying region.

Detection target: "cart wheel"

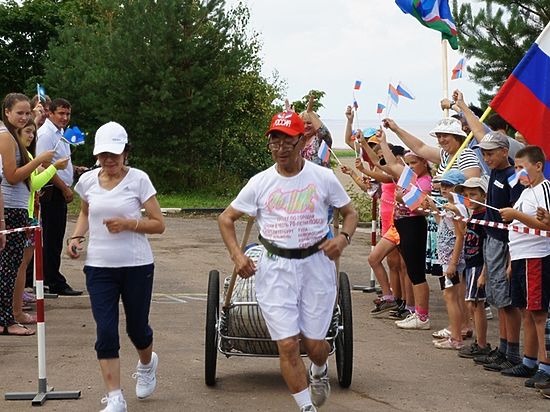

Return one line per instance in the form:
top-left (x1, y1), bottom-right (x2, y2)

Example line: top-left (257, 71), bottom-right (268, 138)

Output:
top-left (335, 271), bottom-right (353, 388)
top-left (205, 270), bottom-right (220, 386)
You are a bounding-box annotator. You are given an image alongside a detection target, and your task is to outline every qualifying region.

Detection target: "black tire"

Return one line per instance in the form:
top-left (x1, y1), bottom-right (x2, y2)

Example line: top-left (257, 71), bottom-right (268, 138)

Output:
top-left (205, 270), bottom-right (220, 386)
top-left (335, 271), bottom-right (353, 388)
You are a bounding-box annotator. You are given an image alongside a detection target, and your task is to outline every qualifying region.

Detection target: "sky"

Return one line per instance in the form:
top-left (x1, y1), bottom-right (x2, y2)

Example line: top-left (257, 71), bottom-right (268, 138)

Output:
top-left (229, 0), bottom-right (483, 124)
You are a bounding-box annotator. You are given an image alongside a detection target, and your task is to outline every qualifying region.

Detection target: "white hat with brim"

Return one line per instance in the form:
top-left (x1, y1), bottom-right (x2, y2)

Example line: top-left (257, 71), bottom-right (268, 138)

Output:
top-left (93, 121), bottom-right (128, 155)
top-left (429, 118), bottom-right (467, 138)
top-left (455, 176), bottom-right (489, 194)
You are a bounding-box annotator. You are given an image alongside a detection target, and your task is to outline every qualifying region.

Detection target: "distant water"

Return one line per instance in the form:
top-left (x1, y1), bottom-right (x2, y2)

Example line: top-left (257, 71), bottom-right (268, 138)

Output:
top-left (322, 118), bottom-right (441, 149)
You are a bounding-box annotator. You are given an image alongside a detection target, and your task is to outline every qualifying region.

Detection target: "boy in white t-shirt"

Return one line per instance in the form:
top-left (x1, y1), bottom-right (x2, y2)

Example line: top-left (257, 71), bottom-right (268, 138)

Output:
top-left (500, 146), bottom-right (550, 389)
top-left (219, 111), bottom-right (358, 412)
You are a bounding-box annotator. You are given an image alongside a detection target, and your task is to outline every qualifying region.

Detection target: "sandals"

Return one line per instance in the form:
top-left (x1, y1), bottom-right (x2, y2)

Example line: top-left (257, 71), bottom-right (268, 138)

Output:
top-left (1, 323), bottom-right (35, 336)
top-left (15, 313), bottom-right (37, 325)
top-left (22, 291), bottom-right (36, 304)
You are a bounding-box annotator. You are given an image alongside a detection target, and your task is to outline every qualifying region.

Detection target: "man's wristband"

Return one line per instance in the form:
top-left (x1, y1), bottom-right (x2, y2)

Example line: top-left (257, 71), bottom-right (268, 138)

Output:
top-left (339, 231), bottom-right (351, 245)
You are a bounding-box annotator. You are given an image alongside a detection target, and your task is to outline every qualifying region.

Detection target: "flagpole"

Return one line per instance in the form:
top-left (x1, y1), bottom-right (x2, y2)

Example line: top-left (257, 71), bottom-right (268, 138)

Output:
top-left (328, 146), bottom-right (343, 166)
top-left (443, 106), bottom-right (493, 173)
top-left (442, 39), bottom-right (450, 118)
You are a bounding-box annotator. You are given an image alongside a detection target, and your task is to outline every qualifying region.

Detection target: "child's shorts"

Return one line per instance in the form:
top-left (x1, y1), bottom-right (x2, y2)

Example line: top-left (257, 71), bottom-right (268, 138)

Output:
top-left (464, 266), bottom-right (486, 301)
top-left (511, 256), bottom-right (550, 311)
top-left (382, 224), bottom-right (400, 245)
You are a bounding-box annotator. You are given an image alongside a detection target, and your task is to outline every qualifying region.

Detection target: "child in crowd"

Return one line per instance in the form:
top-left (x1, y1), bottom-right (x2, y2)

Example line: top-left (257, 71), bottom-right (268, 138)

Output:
top-left (454, 177), bottom-right (491, 358)
top-left (427, 169), bottom-right (467, 349)
top-left (499, 146), bottom-right (550, 388)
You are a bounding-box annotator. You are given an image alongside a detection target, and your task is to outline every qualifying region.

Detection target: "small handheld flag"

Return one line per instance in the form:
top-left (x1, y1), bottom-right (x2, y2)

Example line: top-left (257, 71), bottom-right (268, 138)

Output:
top-left (36, 83), bottom-right (46, 102)
top-left (402, 186), bottom-right (426, 210)
top-left (61, 126), bottom-right (86, 146)
top-left (388, 84), bottom-right (399, 105)
top-left (354, 80), bottom-right (362, 90)
top-left (396, 81), bottom-right (415, 100)
top-left (507, 169), bottom-right (530, 188)
top-left (353, 99), bottom-right (359, 110)
top-left (451, 58), bottom-right (465, 80)
top-left (318, 140), bottom-right (331, 164)
top-left (377, 103), bottom-right (385, 114)
top-left (397, 165), bottom-right (417, 189)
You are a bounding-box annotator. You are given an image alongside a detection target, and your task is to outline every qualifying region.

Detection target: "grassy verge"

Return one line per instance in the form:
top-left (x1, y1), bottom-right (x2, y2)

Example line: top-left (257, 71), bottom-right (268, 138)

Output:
top-left (333, 149), bottom-right (355, 158)
top-left (68, 191), bottom-right (235, 216)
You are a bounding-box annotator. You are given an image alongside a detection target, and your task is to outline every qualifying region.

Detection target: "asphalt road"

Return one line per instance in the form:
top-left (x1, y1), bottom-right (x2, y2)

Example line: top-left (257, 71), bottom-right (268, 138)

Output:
top-left (0, 216), bottom-right (547, 411)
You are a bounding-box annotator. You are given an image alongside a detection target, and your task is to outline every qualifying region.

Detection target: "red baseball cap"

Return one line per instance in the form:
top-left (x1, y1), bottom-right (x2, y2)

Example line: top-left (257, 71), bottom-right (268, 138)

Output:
top-left (265, 112), bottom-right (305, 137)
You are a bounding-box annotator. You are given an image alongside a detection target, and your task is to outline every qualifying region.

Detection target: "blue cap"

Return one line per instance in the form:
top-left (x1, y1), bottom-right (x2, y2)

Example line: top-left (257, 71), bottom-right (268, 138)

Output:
top-left (363, 127), bottom-right (377, 138)
top-left (440, 169), bottom-right (466, 186)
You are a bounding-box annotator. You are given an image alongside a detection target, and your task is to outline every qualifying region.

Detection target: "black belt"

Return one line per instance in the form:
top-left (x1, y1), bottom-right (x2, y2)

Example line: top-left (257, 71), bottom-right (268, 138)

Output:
top-left (258, 234), bottom-right (327, 259)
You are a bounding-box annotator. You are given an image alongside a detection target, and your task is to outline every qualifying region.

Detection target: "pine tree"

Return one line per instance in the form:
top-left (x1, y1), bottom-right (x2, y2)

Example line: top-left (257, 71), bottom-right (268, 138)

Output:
top-left (454, 0), bottom-right (550, 106)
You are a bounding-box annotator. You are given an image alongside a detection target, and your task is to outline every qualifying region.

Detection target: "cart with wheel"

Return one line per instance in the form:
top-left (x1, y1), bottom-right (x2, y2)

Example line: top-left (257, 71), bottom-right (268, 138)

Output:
top-left (205, 217), bottom-right (353, 388)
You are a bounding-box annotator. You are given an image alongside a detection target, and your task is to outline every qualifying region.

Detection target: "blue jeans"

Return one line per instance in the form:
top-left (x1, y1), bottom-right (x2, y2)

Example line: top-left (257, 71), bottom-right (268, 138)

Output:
top-left (84, 264), bottom-right (154, 359)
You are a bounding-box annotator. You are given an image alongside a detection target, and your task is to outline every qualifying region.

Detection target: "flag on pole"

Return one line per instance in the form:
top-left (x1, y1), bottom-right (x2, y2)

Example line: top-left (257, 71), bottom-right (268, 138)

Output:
top-left (451, 192), bottom-right (472, 208)
top-left (402, 186), bottom-right (426, 210)
top-left (388, 84), bottom-right (400, 105)
top-left (396, 81), bottom-right (415, 100)
top-left (395, 0), bottom-right (459, 50)
top-left (353, 99), bottom-right (359, 110)
top-left (507, 169), bottom-right (530, 188)
top-left (490, 23), bottom-right (550, 162)
top-left (354, 80), bottom-right (362, 90)
top-left (318, 140), bottom-right (331, 164)
top-left (36, 83), bottom-right (46, 102)
top-left (377, 103), bottom-right (385, 114)
top-left (451, 57), bottom-right (465, 79)
top-left (397, 165), bottom-right (418, 189)
top-left (61, 126), bottom-right (86, 146)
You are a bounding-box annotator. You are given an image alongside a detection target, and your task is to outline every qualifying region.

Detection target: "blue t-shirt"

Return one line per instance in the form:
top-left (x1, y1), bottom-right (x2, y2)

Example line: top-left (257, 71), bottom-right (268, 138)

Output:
top-left (485, 166), bottom-right (524, 241)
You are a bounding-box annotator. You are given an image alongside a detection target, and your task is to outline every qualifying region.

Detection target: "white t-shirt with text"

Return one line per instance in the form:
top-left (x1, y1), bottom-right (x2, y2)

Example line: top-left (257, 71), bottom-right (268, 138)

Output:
top-left (231, 160), bottom-right (351, 249)
top-left (75, 167), bottom-right (157, 267)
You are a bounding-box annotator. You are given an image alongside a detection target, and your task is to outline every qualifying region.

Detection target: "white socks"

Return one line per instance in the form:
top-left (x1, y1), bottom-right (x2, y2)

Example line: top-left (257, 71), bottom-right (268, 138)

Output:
top-left (292, 388), bottom-right (312, 409)
top-left (311, 362), bottom-right (327, 377)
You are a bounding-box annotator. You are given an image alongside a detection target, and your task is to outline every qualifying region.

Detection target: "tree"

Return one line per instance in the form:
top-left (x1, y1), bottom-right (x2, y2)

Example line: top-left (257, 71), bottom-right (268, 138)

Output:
top-left (290, 90), bottom-right (326, 114)
top-left (454, 0), bottom-right (550, 106)
top-left (0, 0), bottom-right (102, 98)
top-left (43, 0), bottom-right (282, 192)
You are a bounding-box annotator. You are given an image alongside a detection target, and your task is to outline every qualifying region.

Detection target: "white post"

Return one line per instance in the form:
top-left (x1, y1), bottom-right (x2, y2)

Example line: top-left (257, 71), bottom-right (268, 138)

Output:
top-left (442, 39), bottom-right (450, 117)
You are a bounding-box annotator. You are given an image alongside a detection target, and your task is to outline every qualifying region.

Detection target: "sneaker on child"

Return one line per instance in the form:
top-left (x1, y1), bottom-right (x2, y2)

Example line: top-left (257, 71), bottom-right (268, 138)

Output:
top-left (370, 299), bottom-right (398, 316)
top-left (395, 313), bottom-right (430, 330)
top-left (309, 364), bottom-right (330, 407)
top-left (458, 342), bottom-right (492, 359)
top-left (133, 352), bottom-right (158, 399)
top-left (300, 405), bottom-right (317, 412)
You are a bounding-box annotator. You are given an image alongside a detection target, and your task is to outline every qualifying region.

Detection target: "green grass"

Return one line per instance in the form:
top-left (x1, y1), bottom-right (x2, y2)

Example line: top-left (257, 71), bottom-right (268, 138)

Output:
top-left (157, 192), bottom-right (233, 208)
top-left (68, 191), bottom-right (234, 215)
top-left (333, 149), bottom-right (355, 158)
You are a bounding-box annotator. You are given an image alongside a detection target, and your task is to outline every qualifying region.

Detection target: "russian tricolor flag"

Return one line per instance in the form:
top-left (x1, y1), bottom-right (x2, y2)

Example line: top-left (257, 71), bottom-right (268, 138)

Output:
top-left (402, 186), bottom-right (426, 211)
top-left (388, 84), bottom-right (399, 105)
top-left (397, 165), bottom-right (417, 189)
top-left (451, 192), bottom-right (472, 208)
top-left (318, 140), bottom-right (331, 164)
top-left (491, 23), bottom-right (550, 164)
top-left (396, 81), bottom-right (415, 100)
top-left (507, 168), bottom-right (530, 188)
top-left (354, 80), bottom-right (362, 90)
top-left (377, 103), bottom-right (385, 114)
top-left (451, 58), bottom-right (465, 80)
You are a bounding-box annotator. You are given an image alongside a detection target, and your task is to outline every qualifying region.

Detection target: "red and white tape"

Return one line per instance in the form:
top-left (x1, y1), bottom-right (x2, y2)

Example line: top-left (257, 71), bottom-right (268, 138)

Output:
top-left (0, 224), bottom-right (40, 235)
top-left (379, 197), bottom-right (550, 238)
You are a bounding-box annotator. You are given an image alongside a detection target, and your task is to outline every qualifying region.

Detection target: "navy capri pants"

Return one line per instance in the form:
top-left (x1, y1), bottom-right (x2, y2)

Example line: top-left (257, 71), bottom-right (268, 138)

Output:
top-left (84, 264), bottom-right (155, 359)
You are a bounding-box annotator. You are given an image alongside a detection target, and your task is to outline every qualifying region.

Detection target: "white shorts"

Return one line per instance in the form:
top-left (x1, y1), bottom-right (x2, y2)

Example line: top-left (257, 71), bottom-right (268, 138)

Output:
top-left (255, 250), bottom-right (337, 341)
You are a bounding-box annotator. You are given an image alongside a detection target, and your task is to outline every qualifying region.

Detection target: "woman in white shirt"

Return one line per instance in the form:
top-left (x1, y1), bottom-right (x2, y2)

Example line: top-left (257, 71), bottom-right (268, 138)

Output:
top-left (67, 122), bottom-right (165, 412)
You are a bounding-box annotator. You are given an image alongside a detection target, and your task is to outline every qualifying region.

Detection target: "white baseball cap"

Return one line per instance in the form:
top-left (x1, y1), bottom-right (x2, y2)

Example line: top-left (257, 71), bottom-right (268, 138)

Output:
top-left (93, 122), bottom-right (128, 155)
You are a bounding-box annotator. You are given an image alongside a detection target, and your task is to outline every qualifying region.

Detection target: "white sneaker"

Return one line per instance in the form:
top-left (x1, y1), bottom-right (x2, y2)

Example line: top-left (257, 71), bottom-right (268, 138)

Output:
top-left (133, 351), bottom-right (158, 399)
top-left (395, 313), bottom-right (430, 330)
top-left (100, 395), bottom-right (127, 412)
top-left (309, 364), bottom-right (330, 407)
top-left (300, 404), bottom-right (317, 412)
top-left (485, 305), bottom-right (494, 320)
